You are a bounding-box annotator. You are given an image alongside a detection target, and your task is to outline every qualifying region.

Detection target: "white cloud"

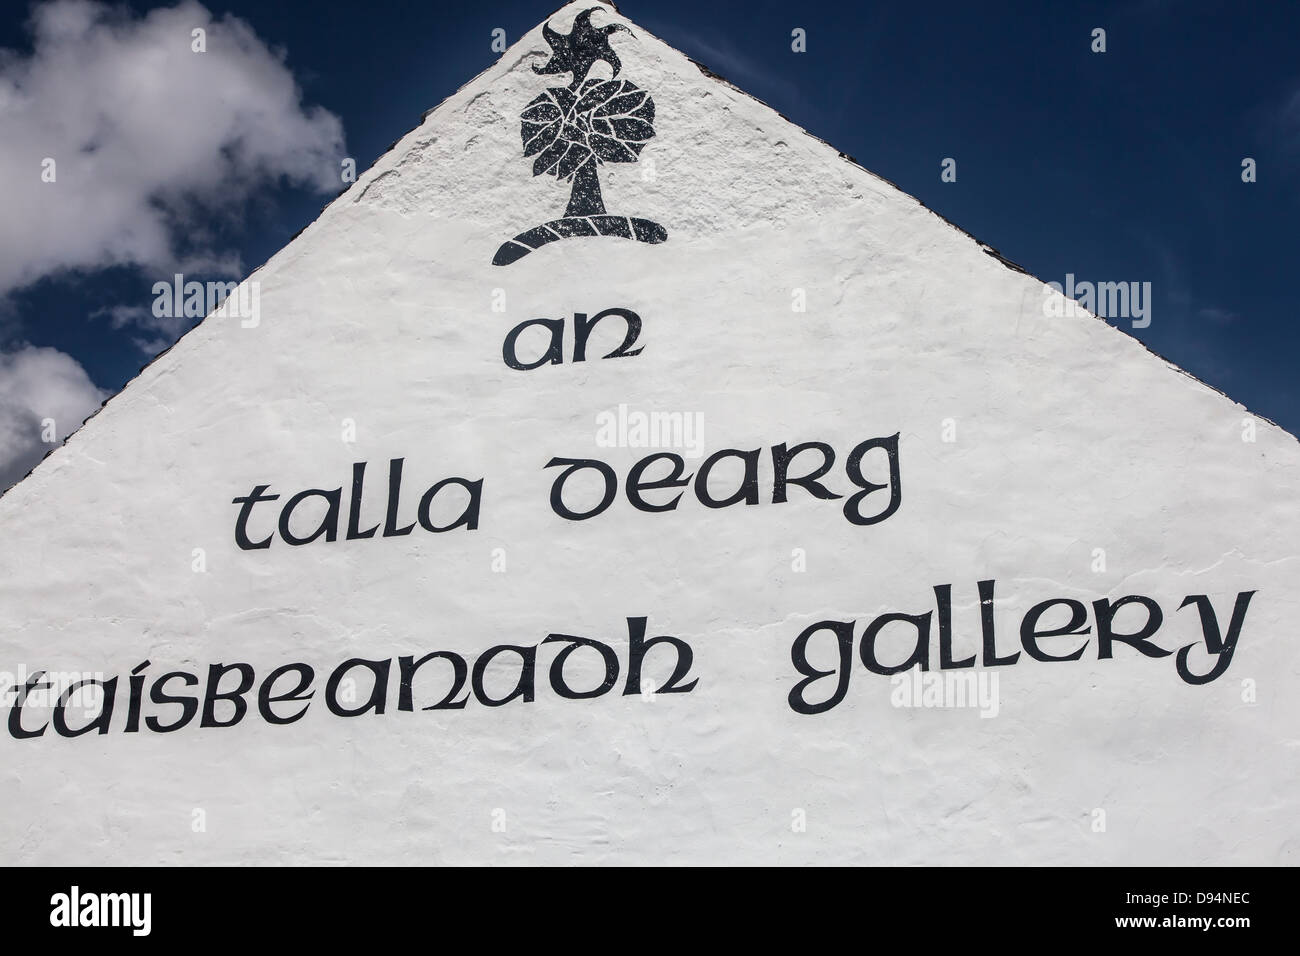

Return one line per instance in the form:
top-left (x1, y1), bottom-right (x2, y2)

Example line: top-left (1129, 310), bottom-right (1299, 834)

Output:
top-left (0, 0), bottom-right (346, 298)
top-left (0, 346), bottom-right (107, 491)
top-left (90, 302), bottom-right (185, 355)
top-left (1198, 306), bottom-right (1242, 325)
top-left (1283, 87), bottom-right (1300, 146)
top-left (0, 1), bottom-right (347, 486)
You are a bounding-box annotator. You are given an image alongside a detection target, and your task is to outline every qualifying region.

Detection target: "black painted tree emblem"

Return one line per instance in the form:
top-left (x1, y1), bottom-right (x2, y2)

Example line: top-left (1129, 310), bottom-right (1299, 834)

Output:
top-left (492, 7), bottom-right (667, 266)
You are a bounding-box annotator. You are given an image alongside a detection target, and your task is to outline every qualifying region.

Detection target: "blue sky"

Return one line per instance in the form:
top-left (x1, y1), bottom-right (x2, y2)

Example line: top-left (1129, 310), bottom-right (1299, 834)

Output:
top-left (1, 0), bottom-right (1297, 485)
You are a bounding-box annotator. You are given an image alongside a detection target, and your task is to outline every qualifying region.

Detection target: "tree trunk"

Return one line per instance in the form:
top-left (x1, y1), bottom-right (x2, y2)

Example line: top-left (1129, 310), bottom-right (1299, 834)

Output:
top-left (565, 162), bottom-right (606, 217)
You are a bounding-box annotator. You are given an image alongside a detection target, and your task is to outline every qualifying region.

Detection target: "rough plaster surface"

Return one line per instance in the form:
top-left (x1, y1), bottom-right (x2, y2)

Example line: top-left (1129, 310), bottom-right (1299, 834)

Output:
top-left (0, 1), bottom-right (1296, 865)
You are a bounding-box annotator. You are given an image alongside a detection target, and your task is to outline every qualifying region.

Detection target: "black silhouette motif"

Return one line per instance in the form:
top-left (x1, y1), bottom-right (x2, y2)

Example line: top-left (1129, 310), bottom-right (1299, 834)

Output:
top-left (493, 7), bottom-right (667, 266)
